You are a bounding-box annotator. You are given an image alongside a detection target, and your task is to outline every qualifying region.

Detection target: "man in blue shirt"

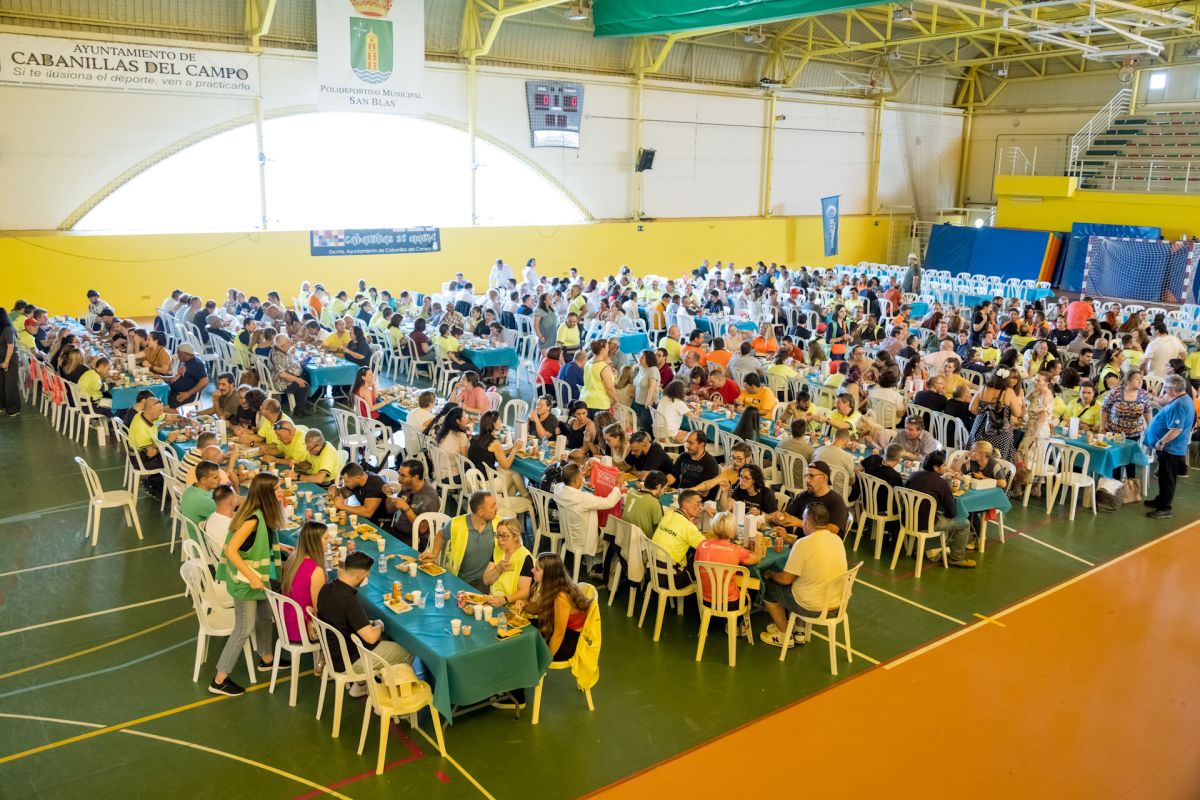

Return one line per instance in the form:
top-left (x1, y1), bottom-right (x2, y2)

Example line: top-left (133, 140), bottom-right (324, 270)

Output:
top-left (1144, 375), bottom-right (1196, 519)
top-left (168, 343), bottom-right (210, 409)
top-left (556, 349), bottom-right (586, 402)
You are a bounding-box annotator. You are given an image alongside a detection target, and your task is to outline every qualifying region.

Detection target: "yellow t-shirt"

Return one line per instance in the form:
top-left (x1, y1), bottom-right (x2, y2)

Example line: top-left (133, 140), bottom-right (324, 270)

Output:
top-left (324, 331), bottom-right (350, 350)
top-left (302, 442), bottom-right (343, 481)
top-left (1053, 398), bottom-right (1101, 429)
top-left (977, 346), bottom-right (1000, 365)
top-left (823, 373), bottom-right (845, 388)
top-left (78, 369), bottom-right (104, 402)
top-left (17, 329), bottom-right (36, 350)
top-left (1185, 351), bottom-right (1200, 377)
top-left (739, 386), bottom-right (778, 415)
top-left (257, 413), bottom-right (293, 447)
top-left (280, 425), bottom-right (310, 463)
top-left (556, 324), bottom-right (580, 348)
top-left (568, 295), bottom-right (587, 316)
top-left (660, 337), bottom-right (682, 365)
top-left (651, 509), bottom-right (706, 566)
top-left (129, 413), bottom-right (160, 452)
top-left (828, 410), bottom-right (862, 430)
top-left (766, 363), bottom-right (798, 380)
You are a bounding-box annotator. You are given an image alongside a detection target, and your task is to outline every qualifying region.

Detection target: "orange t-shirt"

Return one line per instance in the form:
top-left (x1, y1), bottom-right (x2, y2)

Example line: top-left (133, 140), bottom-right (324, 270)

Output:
top-left (680, 344), bottom-right (707, 366)
top-left (696, 539), bottom-right (752, 602)
top-left (706, 349), bottom-right (732, 371)
top-left (751, 336), bottom-right (778, 355)
top-left (308, 294), bottom-right (323, 314)
top-left (1066, 301), bottom-right (1094, 331)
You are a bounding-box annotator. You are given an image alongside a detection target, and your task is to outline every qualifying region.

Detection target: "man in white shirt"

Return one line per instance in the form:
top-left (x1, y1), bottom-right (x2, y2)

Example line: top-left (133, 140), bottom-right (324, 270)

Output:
top-left (160, 290), bottom-right (182, 316)
top-left (203, 484), bottom-right (237, 555)
top-left (759, 502), bottom-right (848, 647)
top-left (1143, 322), bottom-right (1186, 377)
top-left (488, 259), bottom-right (514, 289)
top-left (521, 258), bottom-right (538, 287)
top-left (921, 337), bottom-right (959, 376)
top-left (552, 463), bottom-right (623, 569)
top-left (812, 429), bottom-right (857, 484)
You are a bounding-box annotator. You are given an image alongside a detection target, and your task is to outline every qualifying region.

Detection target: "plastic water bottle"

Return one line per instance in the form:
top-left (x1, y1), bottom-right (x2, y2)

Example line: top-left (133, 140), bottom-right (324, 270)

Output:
top-left (434, 579), bottom-right (445, 608)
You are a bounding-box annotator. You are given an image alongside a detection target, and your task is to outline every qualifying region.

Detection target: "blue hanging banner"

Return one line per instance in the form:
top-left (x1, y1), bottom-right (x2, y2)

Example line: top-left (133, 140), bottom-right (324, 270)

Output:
top-left (309, 227), bottom-right (441, 257)
top-left (820, 195), bottom-right (840, 257)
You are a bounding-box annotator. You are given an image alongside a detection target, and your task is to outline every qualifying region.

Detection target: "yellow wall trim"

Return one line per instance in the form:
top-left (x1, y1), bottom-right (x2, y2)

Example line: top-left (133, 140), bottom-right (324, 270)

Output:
top-left (996, 187), bottom-right (1200, 240)
top-left (3, 215), bottom-right (887, 317)
top-left (994, 175), bottom-right (1077, 199)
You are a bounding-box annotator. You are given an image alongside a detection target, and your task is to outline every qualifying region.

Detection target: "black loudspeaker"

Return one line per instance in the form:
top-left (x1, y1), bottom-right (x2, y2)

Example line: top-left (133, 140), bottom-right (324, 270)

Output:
top-left (635, 148), bottom-right (656, 172)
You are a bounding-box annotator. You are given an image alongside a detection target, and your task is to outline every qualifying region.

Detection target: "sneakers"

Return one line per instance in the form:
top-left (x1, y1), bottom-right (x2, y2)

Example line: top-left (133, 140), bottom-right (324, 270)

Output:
top-left (256, 655), bottom-right (289, 672)
top-left (760, 629), bottom-right (804, 648)
top-left (925, 547), bottom-right (944, 561)
top-left (948, 558), bottom-right (977, 569)
top-left (208, 677), bottom-right (245, 696)
top-left (348, 681), bottom-right (369, 698)
top-left (1146, 509), bottom-right (1172, 519)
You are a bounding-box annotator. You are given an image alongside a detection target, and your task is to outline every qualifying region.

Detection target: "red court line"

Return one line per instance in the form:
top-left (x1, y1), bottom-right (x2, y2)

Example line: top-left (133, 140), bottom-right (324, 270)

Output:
top-left (290, 719), bottom-right (426, 800)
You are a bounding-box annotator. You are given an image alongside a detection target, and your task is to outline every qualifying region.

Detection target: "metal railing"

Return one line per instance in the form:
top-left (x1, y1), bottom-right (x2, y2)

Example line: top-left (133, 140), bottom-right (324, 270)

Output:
top-left (995, 142), bottom-right (1071, 177)
top-left (1068, 87), bottom-right (1132, 177)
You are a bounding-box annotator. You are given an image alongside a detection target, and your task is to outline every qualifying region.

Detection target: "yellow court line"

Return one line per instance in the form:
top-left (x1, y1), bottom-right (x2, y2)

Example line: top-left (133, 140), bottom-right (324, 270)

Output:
top-left (855, 579), bottom-right (969, 626)
top-left (0, 594), bottom-right (185, 638)
top-left (411, 726), bottom-right (497, 800)
top-left (972, 613), bottom-right (1007, 628)
top-left (0, 542), bottom-right (171, 577)
top-left (0, 669), bottom-right (314, 766)
top-left (0, 613), bottom-right (192, 681)
top-left (120, 729), bottom-right (352, 800)
top-left (0, 711), bottom-right (348, 800)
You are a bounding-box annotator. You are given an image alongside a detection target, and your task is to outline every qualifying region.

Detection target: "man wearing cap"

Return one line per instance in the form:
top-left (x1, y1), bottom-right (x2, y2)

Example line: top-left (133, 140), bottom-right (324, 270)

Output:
top-left (167, 342), bottom-right (209, 409)
top-left (770, 462), bottom-right (850, 538)
top-left (260, 419), bottom-right (308, 471)
top-left (17, 318), bottom-right (38, 352)
top-left (902, 253), bottom-right (922, 294)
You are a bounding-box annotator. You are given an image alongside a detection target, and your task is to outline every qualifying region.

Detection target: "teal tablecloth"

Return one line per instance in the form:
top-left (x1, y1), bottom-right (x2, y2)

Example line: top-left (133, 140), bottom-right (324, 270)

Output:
top-left (954, 486), bottom-right (1012, 523)
top-left (110, 382), bottom-right (169, 411)
top-left (910, 302), bottom-right (930, 318)
top-left (691, 409), bottom-right (782, 448)
top-left (1054, 435), bottom-right (1147, 476)
top-left (378, 403), bottom-right (410, 430)
top-left (283, 486), bottom-right (552, 720)
top-left (694, 317), bottom-right (756, 335)
top-left (617, 332), bottom-right (651, 354)
top-left (305, 359), bottom-right (358, 389)
top-left (464, 346), bottom-right (519, 369)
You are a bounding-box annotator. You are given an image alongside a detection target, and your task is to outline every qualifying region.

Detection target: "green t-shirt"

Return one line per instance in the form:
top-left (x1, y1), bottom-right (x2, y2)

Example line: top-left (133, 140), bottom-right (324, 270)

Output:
top-left (180, 484), bottom-right (216, 524)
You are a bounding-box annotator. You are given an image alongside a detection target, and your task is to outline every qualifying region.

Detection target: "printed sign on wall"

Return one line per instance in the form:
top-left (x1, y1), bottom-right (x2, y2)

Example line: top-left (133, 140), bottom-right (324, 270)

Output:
top-left (317, 0), bottom-right (424, 114)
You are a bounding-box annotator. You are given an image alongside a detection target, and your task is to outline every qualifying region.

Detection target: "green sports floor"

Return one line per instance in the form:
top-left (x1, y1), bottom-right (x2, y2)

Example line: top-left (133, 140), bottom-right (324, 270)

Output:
top-left (1, 388), bottom-right (1195, 800)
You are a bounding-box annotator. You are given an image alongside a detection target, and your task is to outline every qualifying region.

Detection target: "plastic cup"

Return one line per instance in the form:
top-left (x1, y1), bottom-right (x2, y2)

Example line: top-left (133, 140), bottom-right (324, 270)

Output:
top-left (337, 546), bottom-right (348, 564)
top-left (473, 604), bottom-right (485, 620)
top-left (407, 561), bottom-right (418, 577)
top-left (451, 619), bottom-right (462, 635)
top-left (376, 538), bottom-right (386, 554)
top-left (462, 625), bottom-right (472, 637)
top-left (483, 606), bottom-right (494, 621)
top-left (350, 514), bottom-right (359, 528)
top-left (410, 589), bottom-right (422, 606)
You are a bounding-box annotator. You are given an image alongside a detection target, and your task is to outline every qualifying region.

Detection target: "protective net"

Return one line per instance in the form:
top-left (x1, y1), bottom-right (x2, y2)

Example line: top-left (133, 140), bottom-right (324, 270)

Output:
top-left (1082, 236), bottom-right (1197, 304)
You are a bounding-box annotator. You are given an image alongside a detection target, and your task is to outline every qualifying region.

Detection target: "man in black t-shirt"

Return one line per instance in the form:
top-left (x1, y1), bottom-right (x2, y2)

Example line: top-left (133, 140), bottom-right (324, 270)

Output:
top-left (316, 552), bottom-right (413, 683)
top-left (670, 430), bottom-right (721, 501)
top-left (771, 461), bottom-right (849, 537)
top-left (330, 462), bottom-right (390, 526)
top-left (626, 431), bottom-right (673, 479)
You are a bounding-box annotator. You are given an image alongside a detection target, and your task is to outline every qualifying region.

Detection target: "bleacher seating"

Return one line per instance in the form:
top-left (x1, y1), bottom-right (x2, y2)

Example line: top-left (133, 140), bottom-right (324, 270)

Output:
top-left (1076, 109), bottom-right (1200, 193)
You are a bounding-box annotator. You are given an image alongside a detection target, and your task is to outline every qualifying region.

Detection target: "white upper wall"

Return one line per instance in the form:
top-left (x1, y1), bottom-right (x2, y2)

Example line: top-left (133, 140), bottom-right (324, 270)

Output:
top-left (0, 29), bottom-right (961, 230)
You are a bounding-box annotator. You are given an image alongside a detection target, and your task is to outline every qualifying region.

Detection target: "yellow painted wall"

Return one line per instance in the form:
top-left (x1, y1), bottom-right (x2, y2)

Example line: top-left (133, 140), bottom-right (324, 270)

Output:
top-left (2, 215), bottom-right (887, 317)
top-left (995, 180), bottom-right (1200, 239)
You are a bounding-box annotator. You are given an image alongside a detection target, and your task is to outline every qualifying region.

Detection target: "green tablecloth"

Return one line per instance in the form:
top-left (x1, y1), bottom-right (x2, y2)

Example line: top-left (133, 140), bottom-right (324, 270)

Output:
top-left (617, 332), bottom-right (651, 354)
top-left (463, 346), bottom-right (519, 369)
top-left (304, 359), bottom-right (359, 389)
top-left (110, 382), bottom-right (169, 411)
top-left (694, 317), bottom-right (756, 335)
top-left (283, 486), bottom-right (552, 721)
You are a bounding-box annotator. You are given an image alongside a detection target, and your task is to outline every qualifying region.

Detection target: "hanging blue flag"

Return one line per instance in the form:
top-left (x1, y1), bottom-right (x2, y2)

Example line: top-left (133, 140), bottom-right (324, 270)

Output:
top-left (820, 195), bottom-right (840, 257)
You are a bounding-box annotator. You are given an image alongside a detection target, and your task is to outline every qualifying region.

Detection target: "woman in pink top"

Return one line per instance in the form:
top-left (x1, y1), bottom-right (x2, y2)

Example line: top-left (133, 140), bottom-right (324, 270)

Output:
top-left (695, 512), bottom-right (763, 603)
top-left (452, 371), bottom-right (491, 414)
top-left (280, 522), bottom-right (327, 643)
top-left (351, 367), bottom-right (388, 420)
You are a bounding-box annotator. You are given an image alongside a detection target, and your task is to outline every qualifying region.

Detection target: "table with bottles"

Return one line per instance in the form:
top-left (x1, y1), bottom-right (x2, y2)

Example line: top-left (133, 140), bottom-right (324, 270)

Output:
top-left (459, 335), bottom-right (519, 370)
top-left (293, 345), bottom-right (359, 390)
top-left (278, 483), bottom-right (553, 721)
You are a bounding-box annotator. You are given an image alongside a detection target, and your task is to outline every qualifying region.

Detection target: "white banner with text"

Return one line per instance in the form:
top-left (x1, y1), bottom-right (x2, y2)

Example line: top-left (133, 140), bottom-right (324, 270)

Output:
top-left (317, 0), bottom-right (424, 114)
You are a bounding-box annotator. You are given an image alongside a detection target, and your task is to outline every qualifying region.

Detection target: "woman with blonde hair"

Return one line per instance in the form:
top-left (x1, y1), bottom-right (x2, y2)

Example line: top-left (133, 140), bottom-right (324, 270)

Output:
top-left (612, 363), bottom-right (636, 408)
top-left (280, 521), bottom-right (327, 645)
top-left (211, 471), bottom-right (288, 696)
top-left (482, 518), bottom-right (533, 608)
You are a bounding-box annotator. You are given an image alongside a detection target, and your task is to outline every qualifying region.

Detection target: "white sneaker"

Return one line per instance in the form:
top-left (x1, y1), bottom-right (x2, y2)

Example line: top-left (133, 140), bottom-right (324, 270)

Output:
top-left (348, 681), bottom-right (369, 698)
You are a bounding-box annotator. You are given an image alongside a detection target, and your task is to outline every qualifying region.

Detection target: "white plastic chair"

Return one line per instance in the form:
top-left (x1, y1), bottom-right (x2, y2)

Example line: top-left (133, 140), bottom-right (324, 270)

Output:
top-left (638, 538), bottom-right (696, 642)
top-left (978, 458), bottom-right (1016, 552)
top-left (331, 408), bottom-right (371, 464)
top-left (75, 456), bottom-right (143, 547)
top-left (179, 559), bottom-right (257, 684)
top-left (891, 487), bottom-right (948, 579)
top-left (310, 612), bottom-right (369, 738)
top-left (531, 583), bottom-right (599, 725)
top-left (650, 408), bottom-right (686, 453)
top-left (263, 589), bottom-right (323, 707)
top-left (1045, 442), bottom-right (1096, 521)
top-left (411, 511), bottom-right (450, 553)
top-left (528, 486), bottom-right (566, 558)
top-left (353, 635), bottom-right (445, 774)
top-left (693, 561), bottom-right (755, 667)
top-left (500, 399), bottom-right (529, 432)
top-left (779, 563), bottom-right (862, 673)
top-left (111, 418), bottom-right (163, 507)
top-left (852, 472), bottom-right (899, 560)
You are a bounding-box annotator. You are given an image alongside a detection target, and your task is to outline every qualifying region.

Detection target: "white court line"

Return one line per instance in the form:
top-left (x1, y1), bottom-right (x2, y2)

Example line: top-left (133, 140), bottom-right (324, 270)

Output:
top-left (0, 712), bottom-right (104, 729)
top-left (885, 520), bottom-right (1197, 669)
top-left (1015, 531), bottom-right (1096, 566)
top-left (0, 543), bottom-right (171, 577)
top-left (855, 580), bottom-right (968, 626)
top-left (0, 594), bottom-right (184, 638)
top-left (803, 629), bottom-right (881, 665)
